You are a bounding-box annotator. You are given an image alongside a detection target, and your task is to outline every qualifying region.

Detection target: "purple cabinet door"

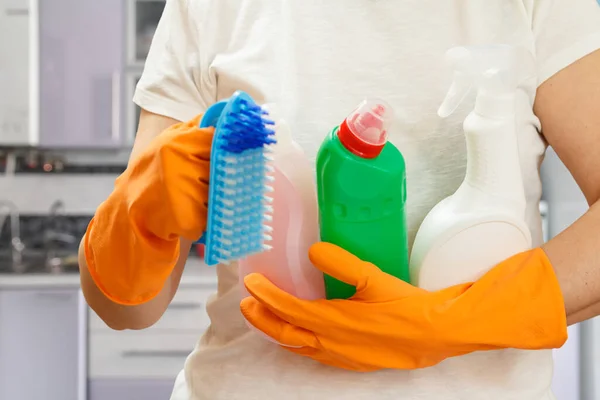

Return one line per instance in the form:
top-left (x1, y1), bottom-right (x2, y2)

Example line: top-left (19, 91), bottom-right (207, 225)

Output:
top-left (38, 0), bottom-right (123, 148)
top-left (0, 289), bottom-right (87, 400)
top-left (89, 379), bottom-right (176, 400)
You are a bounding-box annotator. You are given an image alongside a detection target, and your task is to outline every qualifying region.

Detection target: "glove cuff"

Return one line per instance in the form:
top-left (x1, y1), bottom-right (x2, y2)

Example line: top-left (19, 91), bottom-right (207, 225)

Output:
top-left (449, 248), bottom-right (568, 350)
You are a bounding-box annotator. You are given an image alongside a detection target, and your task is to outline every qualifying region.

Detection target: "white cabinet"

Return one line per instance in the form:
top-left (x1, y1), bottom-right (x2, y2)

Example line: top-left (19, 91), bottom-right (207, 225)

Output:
top-left (0, 0), bottom-right (32, 145)
top-left (89, 331), bottom-right (200, 379)
top-left (127, 0), bottom-right (165, 66)
top-left (88, 280), bottom-right (216, 400)
top-left (0, 288), bottom-right (87, 400)
top-left (124, 0), bottom-right (165, 145)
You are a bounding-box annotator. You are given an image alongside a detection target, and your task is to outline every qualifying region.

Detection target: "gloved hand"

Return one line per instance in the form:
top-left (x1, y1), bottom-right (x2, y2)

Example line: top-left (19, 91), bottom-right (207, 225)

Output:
top-left (84, 115), bottom-right (214, 305)
top-left (240, 242), bottom-right (568, 372)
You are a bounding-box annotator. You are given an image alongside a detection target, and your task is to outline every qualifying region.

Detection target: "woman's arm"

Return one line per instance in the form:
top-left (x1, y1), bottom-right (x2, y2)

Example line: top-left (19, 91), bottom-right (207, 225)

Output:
top-left (78, 109), bottom-right (192, 330)
top-left (535, 48), bottom-right (600, 325)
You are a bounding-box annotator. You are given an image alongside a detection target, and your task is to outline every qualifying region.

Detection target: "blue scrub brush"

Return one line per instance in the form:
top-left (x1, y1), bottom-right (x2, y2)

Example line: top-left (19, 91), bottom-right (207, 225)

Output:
top-left (196, 91), bottom-right (276, 266)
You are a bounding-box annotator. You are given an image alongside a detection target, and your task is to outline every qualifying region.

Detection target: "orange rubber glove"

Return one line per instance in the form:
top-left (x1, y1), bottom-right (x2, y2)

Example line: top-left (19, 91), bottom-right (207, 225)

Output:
top-left (84, 115), bottom-right (214, 305)
top-left (240, 242), bottom-right (568, 372)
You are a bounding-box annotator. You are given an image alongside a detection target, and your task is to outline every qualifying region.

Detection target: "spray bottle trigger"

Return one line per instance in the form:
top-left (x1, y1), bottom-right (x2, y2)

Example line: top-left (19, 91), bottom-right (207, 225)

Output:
top-left (437, 46), bottom-right (475, 119)
top-left (438, 70), bottom-right (474, 118)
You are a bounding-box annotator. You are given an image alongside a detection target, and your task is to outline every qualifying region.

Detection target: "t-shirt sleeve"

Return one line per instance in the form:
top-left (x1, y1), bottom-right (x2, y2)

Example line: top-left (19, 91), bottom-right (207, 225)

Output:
top-left (530, 0), bottom-right (600, 86)
top-left (133, 0), bottom-right (215, 122)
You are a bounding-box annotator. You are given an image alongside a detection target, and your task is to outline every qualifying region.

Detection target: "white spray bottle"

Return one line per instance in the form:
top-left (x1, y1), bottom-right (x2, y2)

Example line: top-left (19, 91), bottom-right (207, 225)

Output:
top-left (410, 45), bottom-right (535, 290)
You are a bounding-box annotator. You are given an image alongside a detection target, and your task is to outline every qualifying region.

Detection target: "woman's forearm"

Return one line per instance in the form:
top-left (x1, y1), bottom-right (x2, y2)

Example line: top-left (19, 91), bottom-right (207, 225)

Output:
top-left (532, 49), bottom-right (600, 326)
top-left (566, 302), bottom-right (600, 326)
top-left (542, 200), bottom-right (600, 324)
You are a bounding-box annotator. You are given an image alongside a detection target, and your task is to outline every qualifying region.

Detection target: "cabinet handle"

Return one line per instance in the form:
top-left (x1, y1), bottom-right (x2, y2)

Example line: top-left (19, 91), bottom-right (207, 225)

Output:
top-left (111, 71), bottom-right (121, 142)
top-left (5, 8), bottom-right (29, 15)
top-left (121, 350), bottom-right (191, 358)
top-left (168, 302), bottom-right (202, 310)
top-left (35, 292), bottom-right (74, 301)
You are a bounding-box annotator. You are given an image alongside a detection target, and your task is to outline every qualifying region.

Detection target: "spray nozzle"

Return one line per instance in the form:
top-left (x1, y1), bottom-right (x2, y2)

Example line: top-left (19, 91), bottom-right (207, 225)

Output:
top-left (337, 98), bottom-right (394, 159)
top-left (438, 45), bottom-right (534, 118)
top-left (346, 99), bottom-right (394, 147)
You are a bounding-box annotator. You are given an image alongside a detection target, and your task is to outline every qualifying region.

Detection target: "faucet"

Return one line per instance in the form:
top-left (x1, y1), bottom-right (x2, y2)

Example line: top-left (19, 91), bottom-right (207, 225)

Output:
top-left (44, 200), bottom-right (76, 273)
top-left (0, 200), bottom-right (25, 271)
top-left (48, 199), bottom-right (65, 217)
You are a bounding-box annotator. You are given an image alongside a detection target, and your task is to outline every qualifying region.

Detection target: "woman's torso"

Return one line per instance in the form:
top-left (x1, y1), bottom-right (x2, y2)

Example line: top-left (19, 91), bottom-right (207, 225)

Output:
top-left (176, 1), bottom-right (553, 399)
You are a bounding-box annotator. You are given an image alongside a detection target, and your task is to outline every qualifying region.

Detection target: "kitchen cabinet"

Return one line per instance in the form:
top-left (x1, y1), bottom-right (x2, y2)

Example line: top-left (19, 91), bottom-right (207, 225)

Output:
top-left (0, 0), bottom-right (32, 145)
top-left (125, 74), bottom-right (141, 146)
top-left (0, 288), bottom-right (87, 400)
top-left (124, 0), bottom-right (165, 145)
top-left (89, 379), bottom-right (177, 400)
top-left (37, 0), bottom-right (124, 148)
top-left (88, 280), bottom-right (215, 400)
top-left (127, 0), bottom-right (165, 66)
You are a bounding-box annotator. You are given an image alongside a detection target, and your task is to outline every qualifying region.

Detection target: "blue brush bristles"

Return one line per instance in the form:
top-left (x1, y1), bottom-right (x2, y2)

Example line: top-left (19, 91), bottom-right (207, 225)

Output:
top-left (196, 91), bottom-right (277, 266)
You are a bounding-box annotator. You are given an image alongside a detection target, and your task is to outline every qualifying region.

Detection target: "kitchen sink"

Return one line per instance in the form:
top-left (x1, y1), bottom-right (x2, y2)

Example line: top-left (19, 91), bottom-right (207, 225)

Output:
top-left (0, 250), bottom-right (79, 274)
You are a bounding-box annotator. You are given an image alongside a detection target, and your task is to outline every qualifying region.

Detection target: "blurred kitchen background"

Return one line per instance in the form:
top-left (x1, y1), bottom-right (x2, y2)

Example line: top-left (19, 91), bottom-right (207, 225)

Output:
top-left (0, 1), bottom-right (217, 399)
top-left (0, 0), bottom-right (598, 399)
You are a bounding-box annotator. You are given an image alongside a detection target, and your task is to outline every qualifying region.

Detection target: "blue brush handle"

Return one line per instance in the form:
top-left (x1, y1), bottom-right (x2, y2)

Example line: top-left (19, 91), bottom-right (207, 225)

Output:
top-left (193, 101), bottom-right (228, 246)
top-left (199, 101), bottom-right (227, 129)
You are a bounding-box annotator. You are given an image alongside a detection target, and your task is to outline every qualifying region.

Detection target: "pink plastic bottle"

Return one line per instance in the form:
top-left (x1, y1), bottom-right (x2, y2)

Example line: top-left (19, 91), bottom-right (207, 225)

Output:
top-left (239, 105), bottom-right (325, 302)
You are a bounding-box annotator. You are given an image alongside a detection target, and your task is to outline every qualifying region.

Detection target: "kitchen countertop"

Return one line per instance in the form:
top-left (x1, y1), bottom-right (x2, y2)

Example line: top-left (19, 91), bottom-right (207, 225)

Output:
top-left (0, 259), bottom-right (218, 289)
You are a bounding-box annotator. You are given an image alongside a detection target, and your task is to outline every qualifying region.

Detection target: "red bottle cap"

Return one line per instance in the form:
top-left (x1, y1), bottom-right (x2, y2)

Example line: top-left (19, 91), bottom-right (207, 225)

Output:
top-left (337, 99), bottom-right (394, 159)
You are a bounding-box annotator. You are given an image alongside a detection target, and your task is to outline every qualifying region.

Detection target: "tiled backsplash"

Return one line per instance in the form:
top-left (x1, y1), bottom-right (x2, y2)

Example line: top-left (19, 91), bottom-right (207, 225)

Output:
top-left (0, 174), bottom-right (117, 214)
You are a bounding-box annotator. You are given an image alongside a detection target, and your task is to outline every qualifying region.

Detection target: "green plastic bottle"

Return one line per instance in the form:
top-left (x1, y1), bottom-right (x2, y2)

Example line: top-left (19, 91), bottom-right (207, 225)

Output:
top-left (316, 99), bottom-right (410, 299)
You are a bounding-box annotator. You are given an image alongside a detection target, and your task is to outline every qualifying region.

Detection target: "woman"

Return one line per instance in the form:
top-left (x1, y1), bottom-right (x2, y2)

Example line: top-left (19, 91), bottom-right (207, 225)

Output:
top-left (79, 0), bottom-right (600, 399)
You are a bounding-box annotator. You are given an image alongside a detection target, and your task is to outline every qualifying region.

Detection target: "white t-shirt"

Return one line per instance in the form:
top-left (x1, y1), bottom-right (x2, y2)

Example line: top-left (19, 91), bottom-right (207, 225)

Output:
top-left (134, 1), bottom-right (600, 399)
